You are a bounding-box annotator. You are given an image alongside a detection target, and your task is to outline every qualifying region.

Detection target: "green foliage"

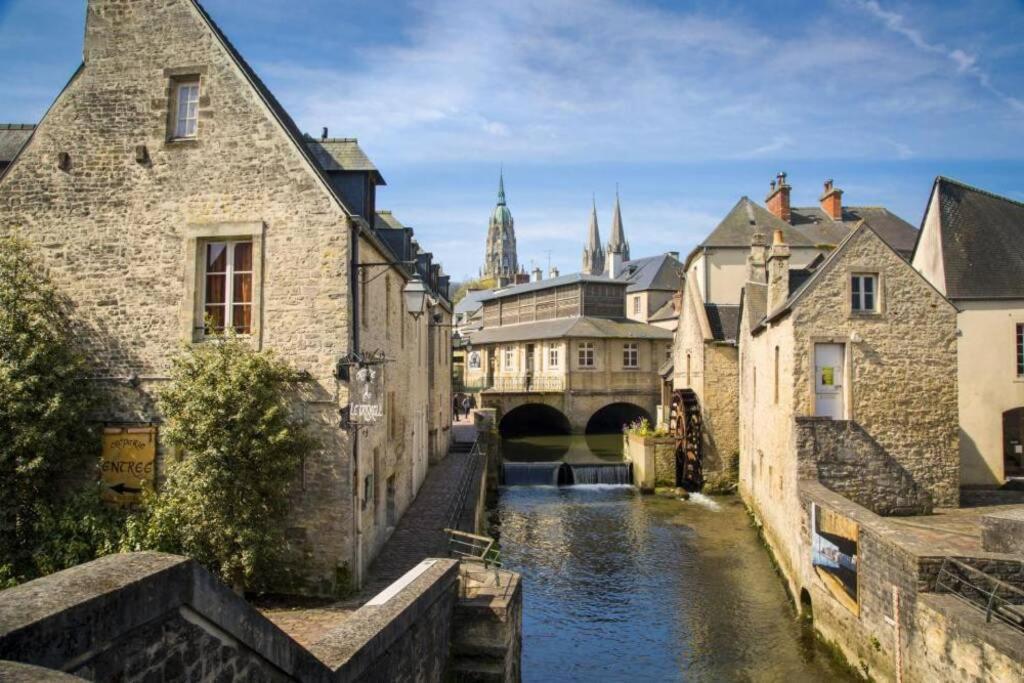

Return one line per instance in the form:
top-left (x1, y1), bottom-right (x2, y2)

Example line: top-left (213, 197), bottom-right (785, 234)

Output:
top-left (0, 236), bottom-right (104, 583)
top-left (623, 417), bottom-right (669, 438)
top-left (138, 337), bottom-right (315, 592)
top-left (452, 276), bottom-right (496, 304)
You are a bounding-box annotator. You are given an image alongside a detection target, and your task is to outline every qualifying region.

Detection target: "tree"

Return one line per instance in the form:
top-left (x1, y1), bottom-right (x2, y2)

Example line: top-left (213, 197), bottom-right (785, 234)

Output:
top-left (0, 236), bottom-right (103, 584)
top-left (140, 337), bottom-right (314, 593)
top-left (452, 276), bottom-right (496, 304)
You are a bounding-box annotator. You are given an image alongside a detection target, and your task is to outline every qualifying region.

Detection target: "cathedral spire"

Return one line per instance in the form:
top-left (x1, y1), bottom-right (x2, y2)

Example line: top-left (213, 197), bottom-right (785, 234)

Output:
top-left (497, 169), bottom-right (506, 206)
top-left (582, 195), bottom-right (606, 275)
top-left (607, 186), bottom-right (629, 261)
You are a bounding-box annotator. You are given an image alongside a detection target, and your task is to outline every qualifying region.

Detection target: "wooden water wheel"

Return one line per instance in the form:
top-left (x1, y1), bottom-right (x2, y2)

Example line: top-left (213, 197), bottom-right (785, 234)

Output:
top-left (670, 389), bottom-right (703, 490)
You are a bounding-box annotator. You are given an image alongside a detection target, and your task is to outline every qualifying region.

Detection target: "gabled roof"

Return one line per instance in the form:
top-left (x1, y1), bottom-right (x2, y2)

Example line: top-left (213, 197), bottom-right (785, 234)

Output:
top-left (468, 316), bottom-right (673, 345)
top-left (791, 206), bottom-right (917, 257)
top-left (477, 272), bottom-right (625, 302)
top-left (649, 298), bottom-right (678, 322)
top-left (0, 124), bottom-right (34, 165)
top-left (922, 177), bottom-right (1024, 299)
top-left (618, 253), bottom-right (682, 292)
top-left (306, 138), bottom-right (385, 184)
top-left (700, 197), bottom-right (817, 248)
top-left (704, 304), bottom-right (740, 342)
top-left (455, 289), bottom-right (490, 316)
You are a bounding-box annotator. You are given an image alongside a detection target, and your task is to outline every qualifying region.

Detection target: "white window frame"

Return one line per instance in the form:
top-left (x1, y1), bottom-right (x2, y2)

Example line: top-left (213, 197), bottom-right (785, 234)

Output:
top-left (504, 347), bottom-right (514, 370)
top-left (201, 240), bottom-right (253, 336)
top-left (633, 296), bottom-right (641, 315)
top-left (578, 342), bottom-right (595, 368)
top-left (851, 274), bottom-right (877, 313)
top-left (623, 342), bottom-right (639, 369)
top-left (548, 346), bottom-right (559, 368)
top-left (174, 81), bottom-right (200, 139)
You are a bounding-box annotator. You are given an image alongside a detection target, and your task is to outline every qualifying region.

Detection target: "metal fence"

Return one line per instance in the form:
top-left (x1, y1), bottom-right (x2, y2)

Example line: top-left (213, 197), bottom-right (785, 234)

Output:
top-left (489, 376), bottom-right (565, 393)
top-left (935, 557), bottom-right (1024, 633)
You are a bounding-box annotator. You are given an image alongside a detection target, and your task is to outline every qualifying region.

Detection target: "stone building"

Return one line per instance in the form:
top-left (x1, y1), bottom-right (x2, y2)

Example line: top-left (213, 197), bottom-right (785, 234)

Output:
top-left (462, 273), bottom-right (672, 434)
top-left (738, 223), bottom-right (959, 576)
top-left (0, 124), bottom-right (33, 173)
top-left (912, 177), bottom-right (1024, 487)
top-left (0, 0), bottom-right (451, 594)
top-left (670, 175), bottom-right (917, 475)
top-left (482, 172), bottom-right (520, 285)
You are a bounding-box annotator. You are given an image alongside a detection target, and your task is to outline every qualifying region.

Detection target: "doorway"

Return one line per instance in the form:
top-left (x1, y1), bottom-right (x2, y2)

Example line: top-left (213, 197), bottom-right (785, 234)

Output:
top-left (814, 343), bottom-right (845, 419)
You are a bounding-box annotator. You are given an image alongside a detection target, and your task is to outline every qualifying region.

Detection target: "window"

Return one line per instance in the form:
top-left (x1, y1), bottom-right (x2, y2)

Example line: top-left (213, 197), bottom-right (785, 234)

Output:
top-left (504, 347), bottom-right (514, 369)
top-left (202, 241), bottom-right (252, 334)
top-left (633, 296), bottom-right (641, 315)
top-left (578, 342), bottom-right (595, 368)
top-left (173, 81), bottom-right (200, 139)
top-left (549, 346), bottom-right (559, 368)
top-left (686, 353), bottom-right (691, 385)
top-left (1017, 324), bottom-right (1024, 376)
top-left (623, 343), bottom-right (639, 368)
top-left (851, 274), bottom-right (877, 312)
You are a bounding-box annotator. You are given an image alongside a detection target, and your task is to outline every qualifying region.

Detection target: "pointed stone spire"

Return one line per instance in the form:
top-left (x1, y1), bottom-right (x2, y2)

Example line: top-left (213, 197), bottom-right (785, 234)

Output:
top-left (582, 196), bottom-right (605, 275)
top-left (607, 186), bottom-right (630, 261)
top-left (497, 169), bottom-right (507, 206)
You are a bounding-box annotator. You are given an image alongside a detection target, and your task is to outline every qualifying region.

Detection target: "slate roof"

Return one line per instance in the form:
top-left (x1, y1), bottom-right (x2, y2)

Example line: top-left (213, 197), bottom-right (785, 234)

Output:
top-left (704, 304), bottom-right (740, 342)
top-left (468, 316), bottom-right (673, 345)
top-left (618, 253), bottom-right (682, 292)
top-left (649, 298), bottom-right (678, 322)
top-left (476, 272), bottom-right (626, 302)
top-left (0, 124), bottom-right (34, 166)
top-left (455, 289), bottom-right (490, 317)
top-left (306, 138), bottom-right (385, 183)
top-left (926, 177), bottom-right (1024, 299)
top-left (375, 210), bottom-right (405, 230)
top-left (743, 282), bottom-right (767, 332)
top-left (698, 197), bottom-right (917, 259)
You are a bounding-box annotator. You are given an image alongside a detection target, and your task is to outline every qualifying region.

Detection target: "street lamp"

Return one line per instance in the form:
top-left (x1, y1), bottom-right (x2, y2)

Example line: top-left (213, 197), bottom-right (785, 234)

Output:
top-left (403, 276), bottom-right (428, 319)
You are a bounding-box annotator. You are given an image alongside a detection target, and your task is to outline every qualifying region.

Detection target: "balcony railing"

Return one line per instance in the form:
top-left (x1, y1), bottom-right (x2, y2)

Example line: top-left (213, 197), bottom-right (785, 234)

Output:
top-left (488, 376), bottom-right (565, 393)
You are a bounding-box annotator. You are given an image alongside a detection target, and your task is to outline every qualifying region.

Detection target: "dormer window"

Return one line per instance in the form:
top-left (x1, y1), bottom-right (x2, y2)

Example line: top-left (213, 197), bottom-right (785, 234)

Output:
top-left (174, 80), bottom-right (200, 138)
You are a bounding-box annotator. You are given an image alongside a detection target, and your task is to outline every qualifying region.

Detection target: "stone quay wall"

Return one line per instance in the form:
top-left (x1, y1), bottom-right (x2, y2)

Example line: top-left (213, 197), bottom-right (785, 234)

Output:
top-left (0, 552), bottom-right (483, 683)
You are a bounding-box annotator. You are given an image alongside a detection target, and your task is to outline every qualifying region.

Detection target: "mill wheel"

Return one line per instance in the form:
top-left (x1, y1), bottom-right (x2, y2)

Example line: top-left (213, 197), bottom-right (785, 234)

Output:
top-left (670, 389), bottom-right (703, 491)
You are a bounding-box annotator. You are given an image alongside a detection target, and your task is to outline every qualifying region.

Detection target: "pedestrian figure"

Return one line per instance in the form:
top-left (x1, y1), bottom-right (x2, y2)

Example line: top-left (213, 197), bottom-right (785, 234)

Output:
top-left (462, 395), bottom-right (471, 419)
top-left (453, 394), bottom-right (461, 420)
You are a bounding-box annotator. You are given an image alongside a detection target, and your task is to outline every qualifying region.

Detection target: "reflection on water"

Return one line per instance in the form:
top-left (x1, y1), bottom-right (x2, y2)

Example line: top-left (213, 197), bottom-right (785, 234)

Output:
top-left (496, 486), bottom-right (851, 683)
top-left (502, 433), bottom-right (624, 463)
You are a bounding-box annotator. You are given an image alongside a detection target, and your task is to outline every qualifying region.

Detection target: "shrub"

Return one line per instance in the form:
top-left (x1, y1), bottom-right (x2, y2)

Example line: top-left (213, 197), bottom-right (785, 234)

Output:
top-left (623, 417), bottom-right (669, 438)
top-left (0, 236), bottom-right (105, 583)
top-left (138, 337), bottom-right (315, 592)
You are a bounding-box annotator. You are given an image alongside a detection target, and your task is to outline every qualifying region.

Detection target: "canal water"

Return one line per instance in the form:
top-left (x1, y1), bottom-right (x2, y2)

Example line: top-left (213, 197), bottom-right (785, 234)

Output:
top-left (496, 436), bottom-right (850, 682)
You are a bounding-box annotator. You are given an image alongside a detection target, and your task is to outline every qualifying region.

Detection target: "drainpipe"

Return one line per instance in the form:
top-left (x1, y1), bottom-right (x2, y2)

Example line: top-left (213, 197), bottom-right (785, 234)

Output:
top-left (349, 217), bottom-right (363, 589)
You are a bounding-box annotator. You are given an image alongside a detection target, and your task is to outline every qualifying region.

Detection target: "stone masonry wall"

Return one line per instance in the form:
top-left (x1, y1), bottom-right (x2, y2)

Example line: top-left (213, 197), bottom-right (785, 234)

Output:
top-left (703, 343), bottom-right (739, 474)
top-left (795, 417), bottom-right (933, 515)
top-left (790, 227), bottom-right (960, 506)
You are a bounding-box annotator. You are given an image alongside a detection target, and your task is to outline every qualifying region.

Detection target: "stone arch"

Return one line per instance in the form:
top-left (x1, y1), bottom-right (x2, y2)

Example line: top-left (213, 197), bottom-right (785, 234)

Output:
top-left (799, 588), bottom-right (813, 620)
top-left (585, 402), bottom-right (652, 434)
top-left (499, 403), bottom-right (572, 439)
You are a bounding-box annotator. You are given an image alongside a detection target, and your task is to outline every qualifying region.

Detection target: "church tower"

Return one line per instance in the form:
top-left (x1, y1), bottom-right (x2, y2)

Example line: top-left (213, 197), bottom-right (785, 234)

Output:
top-left (581, 198), bottom-right (605, 275)
top-left (605, 189), bottom-right (630, 277)
top-left (483, 172), bottom-right (518, 285)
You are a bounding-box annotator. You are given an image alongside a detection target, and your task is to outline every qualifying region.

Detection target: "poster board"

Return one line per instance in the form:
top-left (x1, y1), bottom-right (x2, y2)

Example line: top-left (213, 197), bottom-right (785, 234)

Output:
top-left (101, 425), bottom-right (156, 506)
top-left (811, 502), bottom-right (859, 615)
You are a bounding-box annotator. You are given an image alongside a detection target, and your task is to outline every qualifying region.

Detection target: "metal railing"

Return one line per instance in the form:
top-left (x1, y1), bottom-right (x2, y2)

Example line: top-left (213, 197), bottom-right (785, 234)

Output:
top-left (935, 557), bottom-right (1024, 633)
top-left (488, 376), bottom-right (564, 393)
top-left (444, 438), bottom-right (483, 531)
top-left (444, 528), bottom-right (502, 568)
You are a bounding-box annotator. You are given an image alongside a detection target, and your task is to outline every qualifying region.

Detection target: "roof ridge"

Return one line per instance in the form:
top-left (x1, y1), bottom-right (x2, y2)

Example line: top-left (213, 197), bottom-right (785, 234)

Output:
top-left (313, 137), bottom-right (359, 143)
top-left (938, 175), bottom-right (1024, 210)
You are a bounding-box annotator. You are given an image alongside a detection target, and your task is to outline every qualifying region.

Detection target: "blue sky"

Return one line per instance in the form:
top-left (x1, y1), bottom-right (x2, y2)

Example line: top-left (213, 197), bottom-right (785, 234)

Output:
top-left (1, 0), bottom-right (1022, 281)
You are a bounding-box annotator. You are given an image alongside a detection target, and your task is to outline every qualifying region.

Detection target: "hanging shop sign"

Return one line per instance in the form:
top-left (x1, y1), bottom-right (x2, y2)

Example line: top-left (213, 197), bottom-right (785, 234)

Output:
top-left (101, 425), bottom-right (156, 506)
top-left (350, 364), bottom-right (384, 425)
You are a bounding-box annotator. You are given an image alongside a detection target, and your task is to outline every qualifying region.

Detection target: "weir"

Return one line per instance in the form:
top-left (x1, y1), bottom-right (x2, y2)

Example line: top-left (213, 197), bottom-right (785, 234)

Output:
top-left (501, 461), bottom-right (631, 486)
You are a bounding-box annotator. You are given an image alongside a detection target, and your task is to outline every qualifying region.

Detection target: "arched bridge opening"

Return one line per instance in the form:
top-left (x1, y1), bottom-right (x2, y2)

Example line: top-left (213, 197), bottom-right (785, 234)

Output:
top-left (499, 403), bottom-right (572, 439)
top-left (585, 403), bottom-right (652, 435)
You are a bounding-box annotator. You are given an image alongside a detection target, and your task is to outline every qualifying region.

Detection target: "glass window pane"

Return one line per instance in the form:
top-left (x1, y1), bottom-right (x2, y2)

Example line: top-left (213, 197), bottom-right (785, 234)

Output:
top-left (233, 273), bottom-right (252, 304)
top-left (864, 290), bottom-right (874, 311)
top-left (864, 276), bottom-right (874, 294)
top-left (205, 305), bottom-right (225, 331)
top-left (206, 243), bottom-right (226, 271)
top-left (233, 242), bottom-right (252, 271)
top-left (232, 305), bottom-right (252, 334)
top-left (205, 273), bottom-right (226, 305)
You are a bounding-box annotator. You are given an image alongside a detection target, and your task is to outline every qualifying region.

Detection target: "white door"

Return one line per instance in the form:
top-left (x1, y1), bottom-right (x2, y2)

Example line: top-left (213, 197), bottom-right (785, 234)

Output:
top-left (814, 343), bottom-right (845, 419)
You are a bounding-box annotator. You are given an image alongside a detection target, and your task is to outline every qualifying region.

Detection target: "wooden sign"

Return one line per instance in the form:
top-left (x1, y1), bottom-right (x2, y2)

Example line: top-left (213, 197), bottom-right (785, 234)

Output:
top-left (101, 426), bottom-right (156, 506)
top-left (350, 365), bottom-right (384, 425)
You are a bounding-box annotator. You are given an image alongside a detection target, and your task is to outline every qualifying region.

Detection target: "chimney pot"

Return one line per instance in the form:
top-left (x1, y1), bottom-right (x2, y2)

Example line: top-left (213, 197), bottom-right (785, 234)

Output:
top-left (770, 179), bottom-right (776, 191)
top-left (321, 127), bottom-right (328, 140)
top-left (820, 179), bottom-right (844, 220)
top-left (772, 228), bottom-right (785, 246)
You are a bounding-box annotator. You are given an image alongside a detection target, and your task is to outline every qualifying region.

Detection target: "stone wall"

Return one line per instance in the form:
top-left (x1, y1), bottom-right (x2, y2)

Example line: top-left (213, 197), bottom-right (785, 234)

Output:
top-left (626, 434), bottom-right (675, 491)
top-left (702, 343), bottom-right (739, 475)
top-left (795, 417), bottom-right (933, 515)
top-left (0, 552), bottom-right (473, 683)
top-left (982, 509), bottom-right (1024, 555)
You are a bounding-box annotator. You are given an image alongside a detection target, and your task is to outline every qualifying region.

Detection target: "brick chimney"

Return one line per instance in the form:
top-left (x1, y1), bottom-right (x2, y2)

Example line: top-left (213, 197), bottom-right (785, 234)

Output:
top-left (766, 229), bottom-right (790, 313)
top-left (820, 179), bottom-right (843, 220)
top-left (765, 172), bottom-right (791, 223)
top-left (746, 232), bottom-right (768, 284)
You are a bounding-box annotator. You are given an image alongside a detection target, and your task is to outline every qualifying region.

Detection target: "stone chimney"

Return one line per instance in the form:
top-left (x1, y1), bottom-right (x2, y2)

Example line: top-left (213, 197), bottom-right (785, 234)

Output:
top-left (766, 229), bottom-right (790, 313)
top-left (765, 172), bottom-right (791, 223)
top-left (820, 179), bottom-right (843, 220)
top-left (532, 267), bottom-right (543, 282)
top-left (746, 232), bottom-right (768, 284)
top-left (321, 127), bottom-right (329, 141)
top-left (549, 266), bottom-right (560, 278)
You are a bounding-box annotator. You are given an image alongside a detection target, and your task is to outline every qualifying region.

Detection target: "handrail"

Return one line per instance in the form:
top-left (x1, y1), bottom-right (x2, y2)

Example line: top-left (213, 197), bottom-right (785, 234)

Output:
top-left (935, 557), bottom-right (1024, 633)
top-left (444, 438), bottom-right (483, 531)
top-left (444, 527), bottom-right (502, 568)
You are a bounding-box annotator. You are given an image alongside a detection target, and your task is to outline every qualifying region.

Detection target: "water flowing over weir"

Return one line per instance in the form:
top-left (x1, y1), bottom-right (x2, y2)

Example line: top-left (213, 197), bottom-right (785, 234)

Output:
top-left (501, 461), bottom-right (632, 486)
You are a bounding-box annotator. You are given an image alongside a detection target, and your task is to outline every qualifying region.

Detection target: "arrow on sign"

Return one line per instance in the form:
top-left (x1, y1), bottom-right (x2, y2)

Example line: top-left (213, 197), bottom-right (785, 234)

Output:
top-left (107, 483), bottom-right (142, 495)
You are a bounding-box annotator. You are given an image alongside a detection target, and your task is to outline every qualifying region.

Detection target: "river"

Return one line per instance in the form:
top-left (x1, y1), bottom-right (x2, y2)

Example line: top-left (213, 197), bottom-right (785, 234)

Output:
top-left (496, 435), bottom-right (850, 682)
